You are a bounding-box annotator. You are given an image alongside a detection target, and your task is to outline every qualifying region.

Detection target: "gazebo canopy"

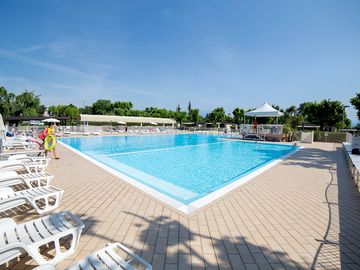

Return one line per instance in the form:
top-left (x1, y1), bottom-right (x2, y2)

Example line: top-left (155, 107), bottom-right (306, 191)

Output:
top-left (245, 102), bottom-right (284, 117)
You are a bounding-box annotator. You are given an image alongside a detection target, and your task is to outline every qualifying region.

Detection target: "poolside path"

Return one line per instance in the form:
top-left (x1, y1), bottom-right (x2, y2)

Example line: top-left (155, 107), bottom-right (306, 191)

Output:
top-left (5, 142), bottom-right (360, 269)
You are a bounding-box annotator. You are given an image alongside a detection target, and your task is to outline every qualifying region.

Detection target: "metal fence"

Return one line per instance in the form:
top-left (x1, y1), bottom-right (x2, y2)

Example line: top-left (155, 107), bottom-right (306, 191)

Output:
top-left (313, 131), bottom-right (346, 143)
top-left (239, 124), bottom-right (284, 135)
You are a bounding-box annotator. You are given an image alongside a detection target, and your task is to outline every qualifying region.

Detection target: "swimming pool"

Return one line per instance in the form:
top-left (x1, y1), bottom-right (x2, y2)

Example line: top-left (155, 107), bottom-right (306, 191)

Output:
top-left (59, 134), bottom-right (298, 213)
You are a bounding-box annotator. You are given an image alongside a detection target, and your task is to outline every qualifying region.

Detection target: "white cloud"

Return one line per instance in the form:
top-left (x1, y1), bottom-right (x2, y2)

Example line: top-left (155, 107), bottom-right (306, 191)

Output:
top-left (17, 42), bottom-right (72, 56)
top-left (0, 48), bottom-right (98, 79)
top-left (17, 44), bottom-right (48, 53)
top-left (0, 46), bottom-right (165, 100)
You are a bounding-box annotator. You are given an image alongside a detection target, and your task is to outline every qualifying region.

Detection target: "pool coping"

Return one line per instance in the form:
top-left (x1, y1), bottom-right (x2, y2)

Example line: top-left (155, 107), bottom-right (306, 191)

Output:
top-left (58, 139), bottom-right (301, 215)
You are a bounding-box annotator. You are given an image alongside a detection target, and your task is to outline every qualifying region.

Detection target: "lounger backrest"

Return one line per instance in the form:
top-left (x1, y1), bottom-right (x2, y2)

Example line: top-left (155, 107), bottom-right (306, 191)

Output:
top-left (0, 218), bottom-right (17, 239)
top-left (0, 170), bottom-right (18, 179)
top-left (0, 187), bottom-right (15, 199)
top-left (8, 154), bottom-right (29, 161)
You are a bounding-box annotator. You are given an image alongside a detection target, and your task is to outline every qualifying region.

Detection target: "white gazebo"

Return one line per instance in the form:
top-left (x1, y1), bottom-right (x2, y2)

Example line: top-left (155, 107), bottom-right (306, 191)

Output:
top-left (245, 102), bottom-right (284, 119)
top-left (241, 102), bottom-right (284, 137)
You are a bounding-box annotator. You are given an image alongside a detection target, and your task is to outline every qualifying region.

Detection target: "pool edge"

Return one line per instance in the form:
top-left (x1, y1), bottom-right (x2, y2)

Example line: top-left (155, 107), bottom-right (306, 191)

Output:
top-left (58, 139), bottom-right (301, 215)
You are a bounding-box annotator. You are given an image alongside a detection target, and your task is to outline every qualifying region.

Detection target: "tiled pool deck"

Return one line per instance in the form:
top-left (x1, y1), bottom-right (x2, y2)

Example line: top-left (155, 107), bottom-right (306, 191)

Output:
top-left (4, 142), bottom-right (360, 269)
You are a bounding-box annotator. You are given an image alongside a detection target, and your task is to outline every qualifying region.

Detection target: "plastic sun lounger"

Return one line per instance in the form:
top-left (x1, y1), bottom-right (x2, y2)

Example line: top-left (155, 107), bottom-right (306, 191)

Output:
top-left (3, 141), bottom-right (36, 151)
top-left (0, 170), bottom-right (54, 188)
top-left (7, 154), bottom-right (50, 166)
top-left (66, 242), bottom-right (152, 270)
top-left (0, 211), bottom-right (84, 266)
top-left (0, 185), bottom-right (63, 214)
top-left (34, 242), bottom-right (152, 270)
top-left (0, 159), bottom-right (47, 173)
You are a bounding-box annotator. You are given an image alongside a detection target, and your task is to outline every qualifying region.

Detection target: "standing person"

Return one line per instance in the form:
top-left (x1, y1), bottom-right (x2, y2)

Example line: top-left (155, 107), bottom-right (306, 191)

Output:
top-left (31, 129), bottom-right (45, 156)
top-left (44, 122), bottom-right (60, 159)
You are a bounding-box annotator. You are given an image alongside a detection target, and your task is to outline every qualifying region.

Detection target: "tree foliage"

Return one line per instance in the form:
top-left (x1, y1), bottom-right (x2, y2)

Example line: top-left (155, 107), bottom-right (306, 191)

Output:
top-left (298, 99), bottom-right (350, 129)
top-left (0, 87), bottom-right (45, 117)
top-left (350, 93), bottom-right (360, 120)
top-left (188, 109), bottom-right (201, 124)
top-left (113, 101), bottom-right (133, 116)
top-left (0, 85), bottom-right (355, 129)
top-left (207, 107), bottom-right (226, 126)
top-left (232, 107), bottom-right (244, 124)
top-left (91, 99), bottom-right (113, 115)
top-left (48, 104), bottom-right (79, 119)
top-left (0, 86), bottom-right (15, 116)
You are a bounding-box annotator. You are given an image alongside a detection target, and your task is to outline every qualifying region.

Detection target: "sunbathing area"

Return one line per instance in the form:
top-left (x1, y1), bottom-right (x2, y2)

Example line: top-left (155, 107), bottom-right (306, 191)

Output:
top-left (1, 140), bottom-right (359, 270)
top-left (1, 2), bottom-right (360, 269)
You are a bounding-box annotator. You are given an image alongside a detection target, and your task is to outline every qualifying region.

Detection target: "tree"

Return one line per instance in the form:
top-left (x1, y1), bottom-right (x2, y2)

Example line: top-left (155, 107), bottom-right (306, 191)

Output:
top-left (187, 101), bottom-right (192, 115)
top-left (79, 106), bottom-right (92, 114)
top-left (113, 101), bottom-right (133, 116)
top-left (176, 104), bottom-right (181, 113)
top-left (188, 109), bottom-right (200, 124)
top-left (48, 105), bottom-right (58, 117)
top-left (285, 105), bottom-right (297, 116)
top-left (91, 99), bottom-right (113, 115)
top-left (207, 107), bottom-right (226, 126)
top-left (64, 104), bottom-right (79, 119)
top-left (47, 104), bottom-right (79, 121)
top-left (13, 90), bottom-right (45, 116)
top-left (350, 93), bottom-right (360, 120)
top-left (143, 107), bottom-right (171, 118)
top-left (0, 86), bottom-right (15, 117)
top-left (130, 109), bottom-right (143, 117)
top-left (298, 99), bottom-right (350, 129)
top-left (232, 107), bottom-right (245, 124)
top-left (175, 111), bottom-right (187, 124)
top-left (298, 101), bottom-right (319, 124)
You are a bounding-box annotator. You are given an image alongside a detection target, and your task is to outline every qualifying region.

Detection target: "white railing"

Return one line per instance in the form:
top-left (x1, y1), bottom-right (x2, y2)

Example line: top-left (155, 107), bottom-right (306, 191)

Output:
top-left (239, 124), bottom-right (283, 135)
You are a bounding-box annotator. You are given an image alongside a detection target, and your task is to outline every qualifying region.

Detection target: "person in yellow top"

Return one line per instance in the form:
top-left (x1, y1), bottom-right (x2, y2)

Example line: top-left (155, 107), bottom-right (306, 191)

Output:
top-left (44, 122), bottom-right (60, 159)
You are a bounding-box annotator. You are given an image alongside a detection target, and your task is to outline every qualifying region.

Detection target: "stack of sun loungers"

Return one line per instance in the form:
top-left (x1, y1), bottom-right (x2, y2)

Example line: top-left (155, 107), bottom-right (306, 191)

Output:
top-left (0, 151), bottom-right (152, 269)
top-left (343, 142), bottom-right (360, 188)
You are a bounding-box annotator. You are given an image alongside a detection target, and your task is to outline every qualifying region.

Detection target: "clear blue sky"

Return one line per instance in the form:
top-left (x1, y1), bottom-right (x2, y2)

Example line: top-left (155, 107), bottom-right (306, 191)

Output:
top-left (0, 0), bottom-right (359, 123)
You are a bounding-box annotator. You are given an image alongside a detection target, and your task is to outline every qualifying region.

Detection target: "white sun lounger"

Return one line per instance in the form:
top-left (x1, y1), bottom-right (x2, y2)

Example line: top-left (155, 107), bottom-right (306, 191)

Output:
top-left (7, 154), bottom-right (50, 166)
top-left (0, 186), bottom-right (63, 214)
top-left (66, 242), bottom-right (152, 270)
top-left (0, 159), bottom-right (47, 173)
top-left (0, 170), bottom-right (53, 188)
top-left (2, 140), bottom-right (36, 151)
top-left (0, 211), bottom-right (84, 266)
top-left (33, 242), bottom-right (152, 270)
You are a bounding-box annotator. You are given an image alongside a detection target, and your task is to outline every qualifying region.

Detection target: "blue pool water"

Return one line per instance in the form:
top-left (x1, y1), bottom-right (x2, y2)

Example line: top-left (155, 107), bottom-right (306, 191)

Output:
top-left (60, 134), bottom-right (297, 204)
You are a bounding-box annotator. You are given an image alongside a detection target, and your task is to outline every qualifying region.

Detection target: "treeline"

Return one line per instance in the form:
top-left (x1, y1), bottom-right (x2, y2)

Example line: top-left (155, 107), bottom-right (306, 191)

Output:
top-left (0, 86), bottom-right (355, 130)
top-left (0, 87), bottom-right (45, 117)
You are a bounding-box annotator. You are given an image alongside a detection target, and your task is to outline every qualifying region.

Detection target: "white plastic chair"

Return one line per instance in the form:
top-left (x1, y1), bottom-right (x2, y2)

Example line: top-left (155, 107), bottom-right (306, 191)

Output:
top-left (0, 170), bottom-right (54, 188)
top-left (0, 211), bottom-right (84, 266)
top-left (0, 185), bottom-right (63, 214)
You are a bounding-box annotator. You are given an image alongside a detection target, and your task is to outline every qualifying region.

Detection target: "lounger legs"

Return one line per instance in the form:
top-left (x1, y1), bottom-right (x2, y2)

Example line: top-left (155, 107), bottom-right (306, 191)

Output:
top-left (25, 175), bottom-right (52, 188)
top-left (27, 229), bottom-right (82, 265)
top-left (29, 192), bottom-right (63, 214)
